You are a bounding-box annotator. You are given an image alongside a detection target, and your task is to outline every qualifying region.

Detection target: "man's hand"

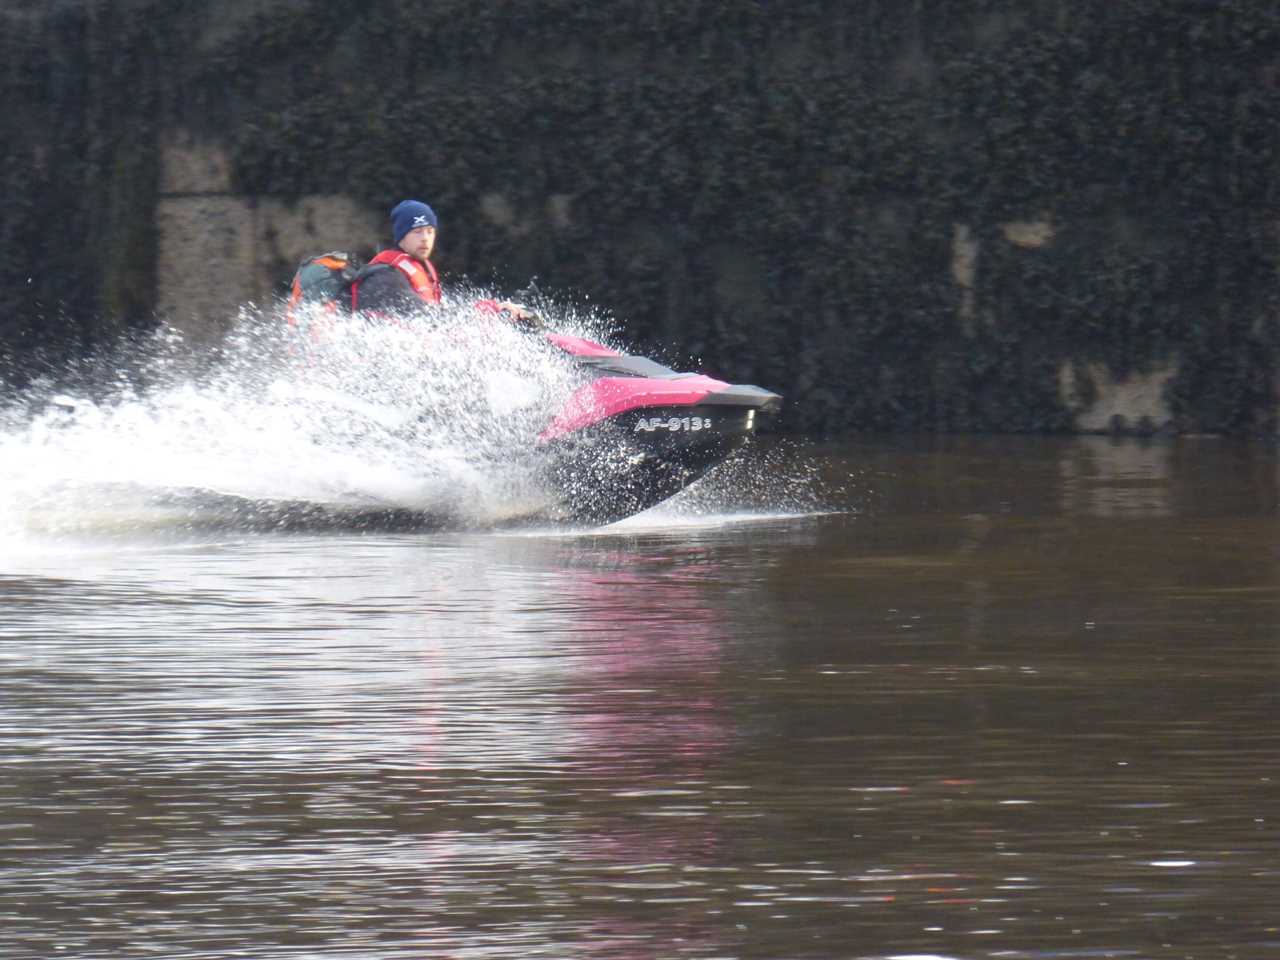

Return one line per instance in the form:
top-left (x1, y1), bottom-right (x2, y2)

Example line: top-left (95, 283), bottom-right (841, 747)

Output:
top-left (496, 301), bottom-right (544, 329)
top-left (496, 300), bottom-right (532, 319)
top-left (472, 299), bottom-right (544, 329)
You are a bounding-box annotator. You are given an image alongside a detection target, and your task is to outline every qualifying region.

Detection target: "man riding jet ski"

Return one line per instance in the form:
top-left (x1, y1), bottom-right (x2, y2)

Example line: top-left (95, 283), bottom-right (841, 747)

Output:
top-left (289, 199), bottom-right (536, 324)
top-left (287, 199), bottom-right (782, 525)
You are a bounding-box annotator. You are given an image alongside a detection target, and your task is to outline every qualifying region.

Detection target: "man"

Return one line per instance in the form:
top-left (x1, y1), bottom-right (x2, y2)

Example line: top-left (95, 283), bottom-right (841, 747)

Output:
top-left (351, 199), bottom-right (534, 322)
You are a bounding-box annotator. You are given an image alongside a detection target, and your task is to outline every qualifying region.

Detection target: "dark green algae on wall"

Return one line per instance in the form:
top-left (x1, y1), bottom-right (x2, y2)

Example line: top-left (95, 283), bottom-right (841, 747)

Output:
top-left (3, 0), bottom-right (1278, 435)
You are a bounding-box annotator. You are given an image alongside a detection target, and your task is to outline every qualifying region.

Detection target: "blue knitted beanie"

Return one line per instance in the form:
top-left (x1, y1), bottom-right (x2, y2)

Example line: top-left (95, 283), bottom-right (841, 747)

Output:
top-left (391, 200), bottom-right (438, 244)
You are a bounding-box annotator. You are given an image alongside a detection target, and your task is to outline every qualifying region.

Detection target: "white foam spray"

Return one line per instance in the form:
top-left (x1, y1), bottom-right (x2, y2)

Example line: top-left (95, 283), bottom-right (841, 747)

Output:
top-left (0, 299), bottom-right (599, 542)
top-left (0, 295), bottom-right (821, 545)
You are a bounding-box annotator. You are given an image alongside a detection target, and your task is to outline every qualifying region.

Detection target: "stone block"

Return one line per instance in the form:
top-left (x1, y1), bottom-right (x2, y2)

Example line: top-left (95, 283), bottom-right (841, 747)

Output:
top-left (160, 132), bottom-right (234, 195)
top-left (155, 195), bottom-right (255, 340)
top-left (1059, 361), bottom-right (1177, 434)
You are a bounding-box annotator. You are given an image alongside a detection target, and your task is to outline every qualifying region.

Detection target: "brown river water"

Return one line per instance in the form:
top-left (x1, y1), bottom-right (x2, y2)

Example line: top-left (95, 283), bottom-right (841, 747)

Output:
top-left (1, 435), bottom-right (1277, 959)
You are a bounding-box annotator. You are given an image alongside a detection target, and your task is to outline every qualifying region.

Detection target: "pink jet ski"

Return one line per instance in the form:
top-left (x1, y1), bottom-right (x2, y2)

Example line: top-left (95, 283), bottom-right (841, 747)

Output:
top-left (531, 330), bottom-right (782, 524)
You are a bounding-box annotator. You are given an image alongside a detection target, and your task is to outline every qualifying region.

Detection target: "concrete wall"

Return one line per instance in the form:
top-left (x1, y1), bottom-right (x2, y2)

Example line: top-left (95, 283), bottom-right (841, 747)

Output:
top-left (157, 129), bottom-right (1182, 432)
top-left (155, 130), bottom-right (381, 341)
top-left (949, 218), bottom-right (1179, 434)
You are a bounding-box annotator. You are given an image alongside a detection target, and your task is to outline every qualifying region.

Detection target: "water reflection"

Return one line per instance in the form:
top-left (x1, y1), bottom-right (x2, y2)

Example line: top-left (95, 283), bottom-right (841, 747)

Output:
top-left (405, 535), bottom-right (765, 956)
top-left (1058, 436), bottom-right (1174, 517)
top-left (2, 529), bottom-right (771, 958)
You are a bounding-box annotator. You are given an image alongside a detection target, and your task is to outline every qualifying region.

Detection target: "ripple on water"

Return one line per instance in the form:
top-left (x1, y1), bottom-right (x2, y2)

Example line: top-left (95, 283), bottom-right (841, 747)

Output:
top-left (4, 440), bottom-right (1280, 958)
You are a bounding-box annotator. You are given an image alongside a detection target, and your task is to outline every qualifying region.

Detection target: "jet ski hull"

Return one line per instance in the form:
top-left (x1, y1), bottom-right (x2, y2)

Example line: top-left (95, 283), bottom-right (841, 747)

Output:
top-left (525, 331), bottom-right (782, 523)
top-left (538, 395), bottom-right (779, 525)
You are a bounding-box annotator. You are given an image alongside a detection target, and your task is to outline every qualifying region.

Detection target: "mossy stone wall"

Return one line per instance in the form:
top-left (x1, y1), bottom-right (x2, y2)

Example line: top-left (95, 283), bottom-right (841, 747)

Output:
top-left (3, 0), bottom-right (1278, 434)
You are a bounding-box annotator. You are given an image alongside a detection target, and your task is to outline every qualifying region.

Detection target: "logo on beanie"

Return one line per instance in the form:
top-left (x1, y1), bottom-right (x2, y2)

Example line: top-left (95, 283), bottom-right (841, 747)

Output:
top-left (413, 215), bottom-right (432, 227)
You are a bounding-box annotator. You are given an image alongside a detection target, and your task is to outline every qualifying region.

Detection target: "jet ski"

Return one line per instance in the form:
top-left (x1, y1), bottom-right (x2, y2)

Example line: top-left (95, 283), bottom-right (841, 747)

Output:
top-left (531, 329), bottom-right (782, 524)
top-left (280, 293), bottom-right (781, 527)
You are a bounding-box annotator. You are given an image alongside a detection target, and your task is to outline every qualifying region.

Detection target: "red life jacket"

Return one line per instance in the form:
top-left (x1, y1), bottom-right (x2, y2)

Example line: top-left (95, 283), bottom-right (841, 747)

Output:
top-left (351, 249), bottom-right (441, 310)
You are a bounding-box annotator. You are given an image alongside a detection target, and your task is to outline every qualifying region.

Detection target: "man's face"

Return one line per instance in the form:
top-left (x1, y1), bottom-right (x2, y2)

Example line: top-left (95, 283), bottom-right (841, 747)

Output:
top-left (399, 224), bottom-right (436, 261)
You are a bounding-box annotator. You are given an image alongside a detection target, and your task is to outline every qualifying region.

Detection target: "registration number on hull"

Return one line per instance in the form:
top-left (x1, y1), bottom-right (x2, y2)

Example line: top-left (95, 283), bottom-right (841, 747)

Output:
top-left (634, 415), bottom-right (714, 433)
